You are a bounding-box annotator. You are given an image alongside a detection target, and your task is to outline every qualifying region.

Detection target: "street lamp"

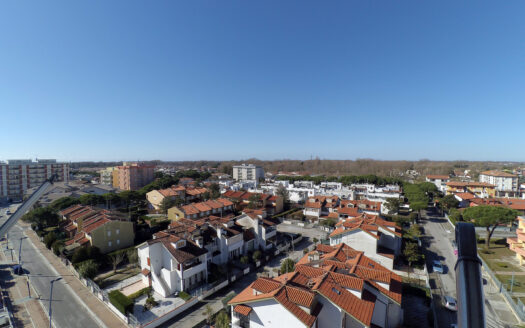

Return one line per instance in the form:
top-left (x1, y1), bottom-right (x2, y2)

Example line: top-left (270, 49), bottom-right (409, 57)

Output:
top-left (49, 277), bottom-right (62, 328)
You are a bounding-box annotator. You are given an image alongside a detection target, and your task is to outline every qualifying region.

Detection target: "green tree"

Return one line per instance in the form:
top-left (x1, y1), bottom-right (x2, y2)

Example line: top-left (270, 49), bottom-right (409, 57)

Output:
top-left (462, 205), bottom-right (518, 248)
top-left (252, 250), bottom-right (262, 262)
top-left (72, 247), bottom-right (89, 264)
top-left (208, 183), bottom-right (221, 199)
top-left (110, 251), bottom-right (126, 273)
top-left (159, 197), bottom-right (177, 214)
top-left (44, 232), bottom-right (58, 249)
top-left (312, 237), bottom-right (319, 245)
top-left (248, 194), bottom-right (261, 209)
top-left (77, 260), bottom-right (99, 279)
top-left (384, 198), bottom-right (401, 215)
top-left (280, 258), bottom-right (295, 274)
top-left (403, 242), bottom-right (422, 272)
top-left (204, 304), bottom-right (214, 325)
top-left (22, 207), bottom-right (59, 228)
top-left (215, 310), bottom-right (230, 328)
top-left (240, 256), bottom-right (249, 265)
top-left (127, 249), bottom-right (139, 267)
top-left (407, 224), bottom-right (421, 240)
top-left (276, 185), bottom-right (290, 205)
top-left (439, 194), bottom-right (459, 211)
top-left (449, 208), bottom-right (462, 224)
top-left (52, 240), bottom-right (64, 256)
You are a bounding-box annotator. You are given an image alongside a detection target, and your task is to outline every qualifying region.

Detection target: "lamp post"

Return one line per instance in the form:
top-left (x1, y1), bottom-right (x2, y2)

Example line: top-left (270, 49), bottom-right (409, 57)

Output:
top-left (49, 277), bottom-right (62, 328)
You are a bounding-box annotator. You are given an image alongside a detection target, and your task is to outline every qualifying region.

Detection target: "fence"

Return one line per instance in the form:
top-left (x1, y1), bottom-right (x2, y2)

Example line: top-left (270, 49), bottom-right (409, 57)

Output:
top-left (479, 256), bottom-right (525, 321)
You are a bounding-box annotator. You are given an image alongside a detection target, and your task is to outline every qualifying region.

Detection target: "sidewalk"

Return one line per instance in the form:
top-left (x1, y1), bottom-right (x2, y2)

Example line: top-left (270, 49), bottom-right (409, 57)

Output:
top-left (0, 245), bottom-right (49, 328)
top-left (22, 223), bottom-right (128, 328)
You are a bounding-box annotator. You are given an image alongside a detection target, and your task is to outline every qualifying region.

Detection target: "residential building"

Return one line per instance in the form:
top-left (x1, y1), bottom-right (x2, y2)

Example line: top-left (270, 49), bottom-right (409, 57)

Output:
top-left (303, 196), bottom-right (340, 219)
top-left (0, 159), bottom-right (69, 201)
top-left (114, 162), bottom-right (155, 191)
top-left (146, 185), bottom-right (208, 210)
top-left (223, 190), bottom-right (284, 215)
top-left (479, 170), bottom-right (519, 197)
top-left (99, 167), bottom-right (116, 185)
top-left (59, 205), bottom-right (134, 254)
top-left (445, 181), bottom-right (496, 198)
top-left (229, 243), bottom-right (403, 328)
top-left (137, 230), bottom-right (208, 297)
top-left (233, 164), bottom-right (265, 182)
top-left (329, 214), bottom-right (402, 269)
top-left (507, 216), bottom-right (525, 265)
top-left (234, 209), bottom-right (280, 251)
top-left (425, 175), bottom-right (450, 193)
top-left (167, 198), bottom-right (234, 221)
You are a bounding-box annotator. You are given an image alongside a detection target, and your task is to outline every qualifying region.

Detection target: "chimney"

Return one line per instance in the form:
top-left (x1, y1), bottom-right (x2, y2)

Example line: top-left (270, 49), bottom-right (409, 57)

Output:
top-left (195, 236), bottom-right (204, 248)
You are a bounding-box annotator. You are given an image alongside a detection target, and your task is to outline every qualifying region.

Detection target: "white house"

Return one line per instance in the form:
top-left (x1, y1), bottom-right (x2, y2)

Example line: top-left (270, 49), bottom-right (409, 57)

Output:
top-left (234, 210), bottom-right (278, 252)
top-left (228, 243), bottom-right (403, 328)
top-left (328, 215), bottom-right (402, 270)
top-left (137, 231), bottom-right (208, 297)
top-left (479, 170), bottom-right (519, 197)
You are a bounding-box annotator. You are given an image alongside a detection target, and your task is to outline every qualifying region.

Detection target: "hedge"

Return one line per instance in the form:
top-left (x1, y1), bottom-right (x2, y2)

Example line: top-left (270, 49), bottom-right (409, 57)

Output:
top-left (108, 290), bottom-right (134, 314)
top-left (128, 287), bottom-right (152, 301)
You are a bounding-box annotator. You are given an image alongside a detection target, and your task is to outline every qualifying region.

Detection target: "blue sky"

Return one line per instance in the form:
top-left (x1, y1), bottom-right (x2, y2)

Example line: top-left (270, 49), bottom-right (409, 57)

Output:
top-left (1, 1), bottom-right (524, 162)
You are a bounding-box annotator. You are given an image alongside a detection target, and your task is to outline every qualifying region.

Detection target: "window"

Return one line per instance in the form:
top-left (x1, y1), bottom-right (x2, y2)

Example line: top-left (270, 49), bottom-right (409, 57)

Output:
top-left (108, 241), bottom-right (112, 247)
top-left (116, 229), bottom-right (120, 235)
top-left (117, 239), bottom-right (120, 245)
top-left (107, 231), bottom-right (111, 237)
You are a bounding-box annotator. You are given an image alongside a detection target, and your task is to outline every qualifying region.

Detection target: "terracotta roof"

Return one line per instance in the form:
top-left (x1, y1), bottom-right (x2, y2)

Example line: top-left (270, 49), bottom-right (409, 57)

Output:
top-left (480, 170), bottom-right (517, 178)
top-left (446, 181), bottom-right (495, 188)
top-left (233, 305), bottom-right (252, 316)
top-left (304, 202), bottom-right (322, 209)
top-left (454, 192), bottom-right (476, 200)
top-left (426, 175), bottom-right (450, 179)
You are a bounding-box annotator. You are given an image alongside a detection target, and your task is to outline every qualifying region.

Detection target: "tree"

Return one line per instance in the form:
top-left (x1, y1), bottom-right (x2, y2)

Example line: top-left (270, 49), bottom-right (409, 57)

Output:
top-left (276, 185), bottom-right (290, 205)
top-left (449, 208), bottom-right (462, 224)
top-left (439, 194), bottom-right (459, 211)
top-left (208, 183), bottom-right (221, 199)
top-left (463, 205), bottom-right (518, 248)
top-left (384, 198), bottom-right (400, 215)
top-left (280, 258), bottom-right (295, 274)
top-left (77, 260), bottom-right (99, 279)
top-left (407, 224), bottom-right (421, 240)
top-left (240, 256), bottom-right (249, 265)
top-left (252, 250), bottom-right (262, 262)
top-left (44, 232), bottom-right (57, 249)
top-left (403, 242), bottom-right (422, 272)
top-left (215, 310), bottom-right (230, 328)
top-left (159, 197), bottom-right (177, 214)
top-left (52, 240), bottom-right (64, 256)
top-left (204, 304), bottom-right (213, 325)
top-left (72, 247), bottom-right (89, 264)
top-left (110, 252), bottom-right (126, 273)
top-left (22, 207), bottom-right (59, 228)
top-left (248, 194), bottom-right (261, 209)
top-left (410, 201), bottom-right (427, 221)
top-left (127, 249), bottom-right (139, 267)
top-left (312, 237), bottom-right (319, 245)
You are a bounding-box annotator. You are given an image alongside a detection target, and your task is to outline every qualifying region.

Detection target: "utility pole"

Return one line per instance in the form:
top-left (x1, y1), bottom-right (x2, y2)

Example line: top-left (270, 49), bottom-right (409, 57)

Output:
top-left (49, 277), bottom-right (62, 328)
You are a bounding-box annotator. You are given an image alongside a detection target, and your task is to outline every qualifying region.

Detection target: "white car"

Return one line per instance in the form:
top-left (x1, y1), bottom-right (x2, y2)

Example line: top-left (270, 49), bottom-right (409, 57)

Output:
top-left (443, 295), bottom-right (457, 311)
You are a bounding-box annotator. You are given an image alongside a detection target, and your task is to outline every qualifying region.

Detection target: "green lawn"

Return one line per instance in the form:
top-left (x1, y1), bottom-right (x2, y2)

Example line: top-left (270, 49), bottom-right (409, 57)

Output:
top-left (95, 267), bottom-right (141, 288)
top-left (477, 239), bottom-right (523, 272)
top-left (496, 274), bottom-right (525, 293)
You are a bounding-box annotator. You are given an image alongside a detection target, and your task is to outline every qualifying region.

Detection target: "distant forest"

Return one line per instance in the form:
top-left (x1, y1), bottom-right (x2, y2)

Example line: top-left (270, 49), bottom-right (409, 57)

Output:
top-left (71, 159), bottom-right (521, 179)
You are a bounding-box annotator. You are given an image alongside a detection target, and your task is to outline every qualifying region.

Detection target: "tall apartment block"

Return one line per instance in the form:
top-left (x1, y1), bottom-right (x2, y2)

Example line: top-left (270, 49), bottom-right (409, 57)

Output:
top-left (232, 164), bottom-right (265, 182)
top-left (99, 167), bottom-right (116, 185)
top-left (0, 159), bottom-right (70, 201)
top-left (113, 162), bottom-right (155, 191)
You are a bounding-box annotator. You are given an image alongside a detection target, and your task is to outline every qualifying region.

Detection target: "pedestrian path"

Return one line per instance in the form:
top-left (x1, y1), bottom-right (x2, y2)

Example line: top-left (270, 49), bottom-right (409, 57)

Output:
top-left (21, 223), bottom-right (128, 328)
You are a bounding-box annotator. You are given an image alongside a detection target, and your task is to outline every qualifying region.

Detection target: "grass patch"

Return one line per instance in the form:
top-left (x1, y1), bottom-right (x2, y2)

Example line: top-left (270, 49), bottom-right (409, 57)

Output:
top-left (179, 291), bottom-right (191, 301)
top-left (95, 267), bottom-right (141, 288)
top-left (477, 239), bottom-right (520, 272)
top-left (496, 274), bottom-right (525, 293)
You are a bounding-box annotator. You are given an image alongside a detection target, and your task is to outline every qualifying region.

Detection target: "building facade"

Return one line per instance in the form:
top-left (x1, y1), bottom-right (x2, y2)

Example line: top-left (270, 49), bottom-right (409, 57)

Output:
top-left (232, 164), bottom-right (265, 182)
top-left (99, 167), bottom-right (116, 185)
top-left (114, 162), bottom-right (155, 191)
top-left (0, 159), bottom-right (69, 201)
top-left (479, 170), bottom-right (519, 197)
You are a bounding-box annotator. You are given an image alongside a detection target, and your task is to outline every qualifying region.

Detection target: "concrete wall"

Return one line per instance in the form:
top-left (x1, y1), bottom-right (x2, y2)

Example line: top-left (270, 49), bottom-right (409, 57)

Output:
top-left (247, 299), bottom-right (307, 328)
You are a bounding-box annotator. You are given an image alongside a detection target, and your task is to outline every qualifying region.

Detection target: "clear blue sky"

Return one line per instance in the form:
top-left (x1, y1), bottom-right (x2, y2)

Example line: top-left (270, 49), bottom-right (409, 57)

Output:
top-left (1, 1), bottom-right (524, 162)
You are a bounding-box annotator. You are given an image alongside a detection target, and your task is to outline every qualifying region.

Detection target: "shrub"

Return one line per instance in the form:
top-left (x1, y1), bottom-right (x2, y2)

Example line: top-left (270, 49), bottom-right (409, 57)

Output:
top-left (145, 296), bottom-right (158, 309)
top-left (252, 250), bottom-right (262, 262)
top-left (240, 256), bottom-right (249, 265)
top-left (44, 232), bottom-right (57, 249)
top-left (77, 259), bottom-right (99, 279)
top-left (128, 287), bottom-right (152, 301)
top-left (51, 240), bottom-right (64, 256)
top-left (179, 291), bottom-right (191, 301)
top-left (108, 290), bottom-right (134, 314)
top-left (72, 247), bottom-right (89, 264)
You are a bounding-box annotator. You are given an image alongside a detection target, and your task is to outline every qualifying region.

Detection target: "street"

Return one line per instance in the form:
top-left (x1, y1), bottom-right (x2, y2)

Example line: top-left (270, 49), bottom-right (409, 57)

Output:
top-left (1, 204), bottom-right (103, 328)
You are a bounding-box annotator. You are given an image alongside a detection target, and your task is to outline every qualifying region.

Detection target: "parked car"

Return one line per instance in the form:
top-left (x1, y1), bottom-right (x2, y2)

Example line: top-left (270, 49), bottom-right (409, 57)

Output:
top-left (433, 260), bottom-right (445, 274)
top-left (5, 210), bottom-right (11, 215)
top-left (443, 295), bottom-right (457, 311)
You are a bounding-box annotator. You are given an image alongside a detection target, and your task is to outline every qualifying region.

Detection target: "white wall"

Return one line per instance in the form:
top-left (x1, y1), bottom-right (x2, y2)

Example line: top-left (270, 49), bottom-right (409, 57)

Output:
top-left (247, 299), bottom-right (308, 328)
top-left (316, 295), bottom-right (343, 328)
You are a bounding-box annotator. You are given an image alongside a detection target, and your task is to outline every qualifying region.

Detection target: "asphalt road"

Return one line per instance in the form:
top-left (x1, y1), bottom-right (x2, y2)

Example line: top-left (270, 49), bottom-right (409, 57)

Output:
top-left (1, 205), bottom-right (102, 328)
top-left (420, 207), bottom-right (458, 328)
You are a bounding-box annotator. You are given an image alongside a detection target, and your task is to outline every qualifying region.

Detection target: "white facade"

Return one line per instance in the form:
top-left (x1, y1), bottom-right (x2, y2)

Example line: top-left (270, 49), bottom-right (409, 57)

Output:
top-left (232, 299), bottom-right (309, 328)
top-left (0, 159), bottom-right (69, 200)
top-left (233, 164), bottom-right (265, 182)
top-left (479, 172), bottom-right (518, 196)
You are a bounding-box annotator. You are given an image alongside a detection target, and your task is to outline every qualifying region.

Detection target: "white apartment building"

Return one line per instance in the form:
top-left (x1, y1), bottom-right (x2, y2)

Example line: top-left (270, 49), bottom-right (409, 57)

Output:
top-left (425, 175), bottom-right (450, 193)
top-left (98, 167), bottom-right (116, 185)
top-left (233, 164), bottom-right (265, 182)
top-left (479, 170), bottom-right (519, 197)
top-left (0, 159), bottom-right (69, 201)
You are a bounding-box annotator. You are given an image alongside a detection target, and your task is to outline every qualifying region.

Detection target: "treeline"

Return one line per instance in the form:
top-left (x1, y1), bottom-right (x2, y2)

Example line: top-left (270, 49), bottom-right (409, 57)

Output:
top-left (275, 174), bottom-right (404, 186)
